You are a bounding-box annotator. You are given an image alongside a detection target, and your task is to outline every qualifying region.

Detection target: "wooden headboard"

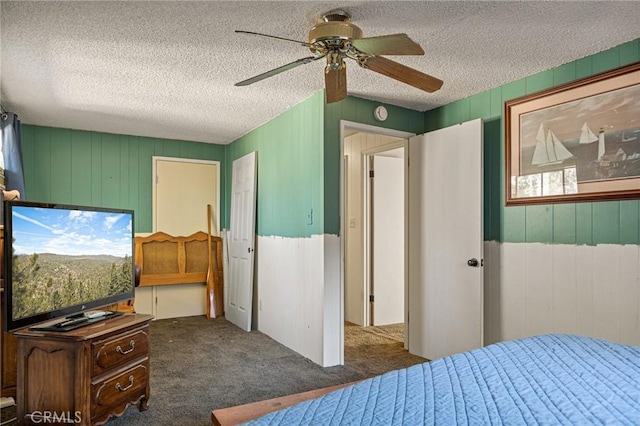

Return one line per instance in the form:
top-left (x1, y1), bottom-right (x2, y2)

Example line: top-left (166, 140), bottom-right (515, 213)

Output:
top-left (134, 231), bottom-right (224, 315)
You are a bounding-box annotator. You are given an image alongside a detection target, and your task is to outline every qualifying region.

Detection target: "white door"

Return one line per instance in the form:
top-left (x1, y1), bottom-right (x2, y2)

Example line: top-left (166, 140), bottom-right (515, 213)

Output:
top-left (371, 154), bottom-right (404, 326)
top-left (226, 152), bottom-right (257, 332)
top-left (408, 119), bottom-right (483, 360)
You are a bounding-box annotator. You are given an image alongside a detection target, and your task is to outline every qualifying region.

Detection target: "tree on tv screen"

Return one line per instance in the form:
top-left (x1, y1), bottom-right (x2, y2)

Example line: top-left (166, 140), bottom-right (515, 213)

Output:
top-left (12, 251), bottom-right (132, 320)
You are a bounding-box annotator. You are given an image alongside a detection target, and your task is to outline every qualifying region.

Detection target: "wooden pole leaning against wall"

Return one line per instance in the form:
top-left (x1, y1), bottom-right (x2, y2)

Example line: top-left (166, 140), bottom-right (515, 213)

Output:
top-left (206, 204), bottom-right (217, 319)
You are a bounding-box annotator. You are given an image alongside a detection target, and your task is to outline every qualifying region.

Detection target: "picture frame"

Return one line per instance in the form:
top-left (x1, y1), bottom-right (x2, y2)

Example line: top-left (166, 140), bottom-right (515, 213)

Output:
top-left (505, 61), bottom-right (640, 206)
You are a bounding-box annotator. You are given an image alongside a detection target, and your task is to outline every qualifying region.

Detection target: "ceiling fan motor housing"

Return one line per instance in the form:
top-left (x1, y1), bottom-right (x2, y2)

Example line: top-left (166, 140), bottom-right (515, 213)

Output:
top-left (308, 11), bottom-right (363, 50)
top-left (308, 21), bottom-right (363, 44)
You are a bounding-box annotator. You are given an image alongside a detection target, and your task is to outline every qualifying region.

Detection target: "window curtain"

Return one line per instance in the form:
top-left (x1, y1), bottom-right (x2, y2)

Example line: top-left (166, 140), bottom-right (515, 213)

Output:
top-left (1, 111), bottom-right (26, 199)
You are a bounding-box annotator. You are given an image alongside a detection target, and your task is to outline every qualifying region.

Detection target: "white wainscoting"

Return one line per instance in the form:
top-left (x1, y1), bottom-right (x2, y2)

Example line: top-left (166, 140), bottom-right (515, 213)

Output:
top-left (255, 234), bottom-right (340, 367)
top-left (484, 241), bottom-right (640, 347)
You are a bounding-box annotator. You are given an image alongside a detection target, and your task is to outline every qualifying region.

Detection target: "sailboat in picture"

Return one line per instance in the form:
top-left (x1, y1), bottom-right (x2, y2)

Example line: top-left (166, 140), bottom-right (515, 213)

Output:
top-left (579, 122), bottom-right (598, 144)
top-left (531, 123), bottom-right (574, 166)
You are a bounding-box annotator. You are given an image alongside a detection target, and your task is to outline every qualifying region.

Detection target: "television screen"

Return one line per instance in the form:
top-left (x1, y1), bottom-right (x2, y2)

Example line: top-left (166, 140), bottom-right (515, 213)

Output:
top-left (2, 201), bottom-right (135, 331)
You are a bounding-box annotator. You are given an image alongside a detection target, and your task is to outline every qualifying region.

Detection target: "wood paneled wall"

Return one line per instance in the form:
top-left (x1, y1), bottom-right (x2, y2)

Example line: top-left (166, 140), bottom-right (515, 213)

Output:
top-left (225, 92), bottom-right (324, 237)
top-left (21, 126), bottom-right (225, 233)
top-left (424, 39), bottom-right (640, 245)
top-left (485, 241), bottom-right (640, 346)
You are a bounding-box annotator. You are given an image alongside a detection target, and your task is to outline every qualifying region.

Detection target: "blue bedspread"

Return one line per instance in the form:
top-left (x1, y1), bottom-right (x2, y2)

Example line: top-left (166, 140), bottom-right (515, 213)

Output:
top-left (245, 334), bottom-right (640, 425)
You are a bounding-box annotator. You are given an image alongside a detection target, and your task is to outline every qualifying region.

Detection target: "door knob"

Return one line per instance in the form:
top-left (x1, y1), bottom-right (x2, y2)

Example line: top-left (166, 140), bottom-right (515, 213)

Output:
top-left (467, 258), bottom-right (479, 267)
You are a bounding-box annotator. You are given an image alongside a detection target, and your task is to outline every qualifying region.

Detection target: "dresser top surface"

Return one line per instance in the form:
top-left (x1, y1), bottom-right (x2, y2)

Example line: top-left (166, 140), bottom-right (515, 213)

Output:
top-left (13, 313), bottom-right (153, 341)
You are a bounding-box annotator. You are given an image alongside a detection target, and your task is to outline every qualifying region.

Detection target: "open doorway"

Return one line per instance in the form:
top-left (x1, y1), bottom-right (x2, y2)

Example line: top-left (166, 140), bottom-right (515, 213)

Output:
top-left (337, 119), bottom-right (484, 367)
top-left (342, 122), bottom-right (418, 369)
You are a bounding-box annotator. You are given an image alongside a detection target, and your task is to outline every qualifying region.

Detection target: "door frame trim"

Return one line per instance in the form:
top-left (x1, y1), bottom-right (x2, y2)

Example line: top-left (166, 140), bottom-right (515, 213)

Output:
top-left (339, 120), bottom-right (415, 364)
top-left (152, 156), bottom-right (221, 233)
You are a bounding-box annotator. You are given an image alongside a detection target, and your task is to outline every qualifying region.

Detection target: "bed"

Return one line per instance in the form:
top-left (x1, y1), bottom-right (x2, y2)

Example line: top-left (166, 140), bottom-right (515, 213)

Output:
top-left (234, 334), bottom-right (640, 425)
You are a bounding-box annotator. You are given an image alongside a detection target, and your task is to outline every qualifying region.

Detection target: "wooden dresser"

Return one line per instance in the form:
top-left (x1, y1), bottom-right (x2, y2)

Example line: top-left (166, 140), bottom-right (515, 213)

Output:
top-left (1, 224), bottom-right (137, 403)
top-left (14, 314), bottom-right (152, 426)
top-left (0, 226), bottom-right (19, 399)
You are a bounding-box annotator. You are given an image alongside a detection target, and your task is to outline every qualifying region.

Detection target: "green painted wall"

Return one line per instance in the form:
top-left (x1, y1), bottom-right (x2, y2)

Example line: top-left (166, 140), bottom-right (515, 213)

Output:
top-left (424, 38), bottom-right (640, 245)
top-left (224, 92), bottom-right (325, 237)
top-left (323, 96), bottom-right (425, 235)
top-left (224, 93), bottom-right (425, 237)
top-left (21, 125), bottom-right (226, 233)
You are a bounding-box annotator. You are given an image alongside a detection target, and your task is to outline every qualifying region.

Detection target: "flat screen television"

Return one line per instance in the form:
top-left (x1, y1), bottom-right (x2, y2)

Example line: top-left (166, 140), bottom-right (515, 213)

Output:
top-left (2, 200), bottom-right (135, 332)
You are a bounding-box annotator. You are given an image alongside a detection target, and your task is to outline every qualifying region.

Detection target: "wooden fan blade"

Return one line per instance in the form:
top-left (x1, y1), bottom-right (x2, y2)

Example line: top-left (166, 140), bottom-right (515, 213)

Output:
top-left (235, 30), bottom-right (311, 47)
top-left (361, 56), bottom-right (443, 93)
top-left (351, 33), bottom-right (424, 56)
top-left (235, 56), bottom-right (323, 86)
top-left (325, 66), bottom-right (347, 103)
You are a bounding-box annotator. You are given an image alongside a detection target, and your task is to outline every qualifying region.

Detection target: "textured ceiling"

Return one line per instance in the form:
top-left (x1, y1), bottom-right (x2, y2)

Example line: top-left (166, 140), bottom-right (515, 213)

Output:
top-left (1, 1), bottom-right (639, 145)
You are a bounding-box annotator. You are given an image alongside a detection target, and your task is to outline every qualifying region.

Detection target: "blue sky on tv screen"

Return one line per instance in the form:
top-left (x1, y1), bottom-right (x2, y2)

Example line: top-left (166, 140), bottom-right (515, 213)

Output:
top-left (11, 206), bottom-right (133, 257)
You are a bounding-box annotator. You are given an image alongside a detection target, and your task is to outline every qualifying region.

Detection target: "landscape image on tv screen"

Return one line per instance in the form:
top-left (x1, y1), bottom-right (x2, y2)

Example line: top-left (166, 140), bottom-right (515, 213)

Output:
top-left (10, 206), bottom-right (133, 321)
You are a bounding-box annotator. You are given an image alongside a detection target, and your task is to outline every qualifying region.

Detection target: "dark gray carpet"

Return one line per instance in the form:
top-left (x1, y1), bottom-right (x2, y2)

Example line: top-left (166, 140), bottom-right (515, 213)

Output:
top-left (108, 316), bottom-right (426, 426)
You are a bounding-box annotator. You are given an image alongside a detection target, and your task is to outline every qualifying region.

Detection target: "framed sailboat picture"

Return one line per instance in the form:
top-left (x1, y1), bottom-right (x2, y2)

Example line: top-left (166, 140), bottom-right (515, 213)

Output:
top-left (505, 61), bottom-right (640, 205)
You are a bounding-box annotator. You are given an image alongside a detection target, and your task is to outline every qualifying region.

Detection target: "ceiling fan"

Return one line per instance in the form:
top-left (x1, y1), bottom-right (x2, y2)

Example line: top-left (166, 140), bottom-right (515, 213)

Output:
top-left (235, 10), bottom-right (443, 103)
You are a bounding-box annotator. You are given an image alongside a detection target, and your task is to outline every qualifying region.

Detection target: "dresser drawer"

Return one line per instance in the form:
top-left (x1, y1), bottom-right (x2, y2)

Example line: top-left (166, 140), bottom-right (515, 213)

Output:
top-left (92, 327), bottom-right (149, 375)
top-left (92, 361), bottom-right (149, 415)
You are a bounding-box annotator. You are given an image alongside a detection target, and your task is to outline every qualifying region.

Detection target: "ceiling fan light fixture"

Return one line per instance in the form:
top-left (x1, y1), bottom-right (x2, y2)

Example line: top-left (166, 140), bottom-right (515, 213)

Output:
top-left (325, 52), bottom-right (345, 73)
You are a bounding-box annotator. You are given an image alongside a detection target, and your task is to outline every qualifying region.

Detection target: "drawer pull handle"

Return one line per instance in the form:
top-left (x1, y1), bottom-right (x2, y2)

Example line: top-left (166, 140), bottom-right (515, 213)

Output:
top-left (116, 340), bottom-right (135, 355)
top-left (115, 375), bottom-right (134, 392)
